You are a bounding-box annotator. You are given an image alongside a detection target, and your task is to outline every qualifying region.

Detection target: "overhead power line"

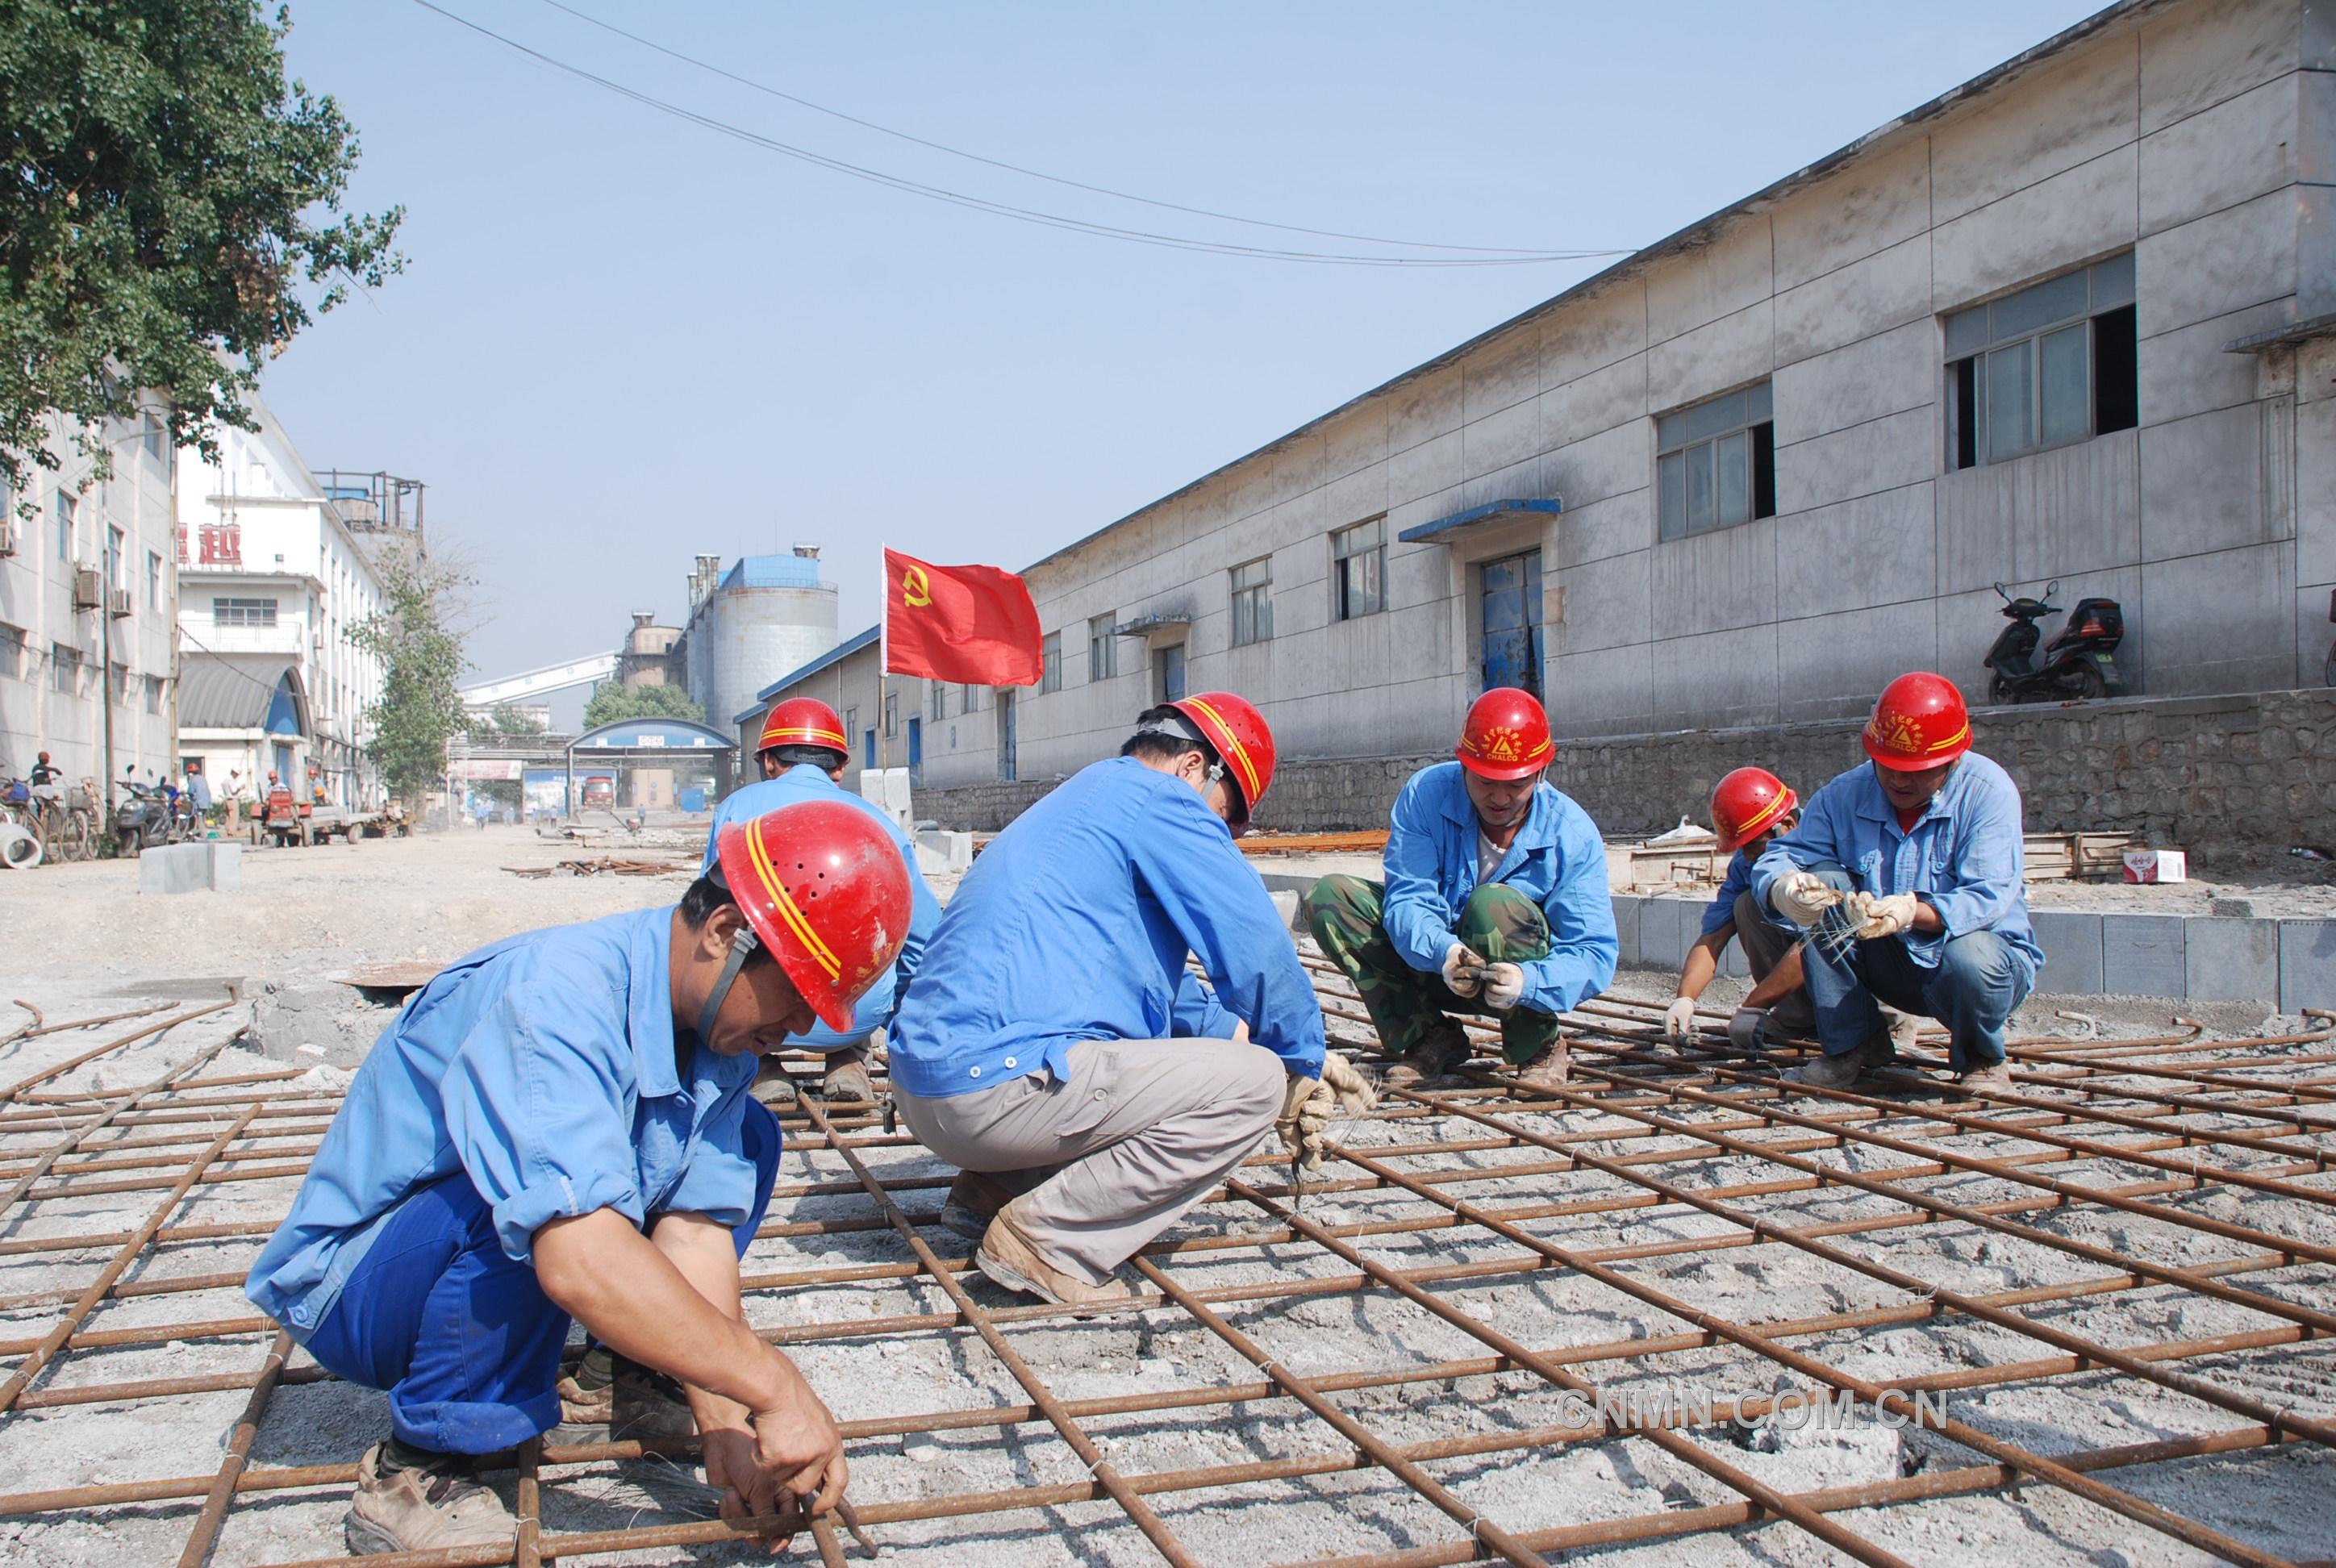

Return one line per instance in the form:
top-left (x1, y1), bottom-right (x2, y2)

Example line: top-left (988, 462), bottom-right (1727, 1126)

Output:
top-left (532, 0), bottom-right (1596, 260)
top-left (407, 0), bottom-right (1634, 269)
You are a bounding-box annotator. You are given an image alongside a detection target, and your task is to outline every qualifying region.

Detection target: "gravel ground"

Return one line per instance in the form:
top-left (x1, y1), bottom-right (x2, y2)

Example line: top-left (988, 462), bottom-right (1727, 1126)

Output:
top-left (1, 834), bottom-right (2331, 1564)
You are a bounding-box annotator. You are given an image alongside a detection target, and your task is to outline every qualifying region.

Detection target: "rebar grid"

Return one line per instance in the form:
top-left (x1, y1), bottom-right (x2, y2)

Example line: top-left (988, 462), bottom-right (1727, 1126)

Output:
top-left (0, 980), bottom-right (2333, 1567)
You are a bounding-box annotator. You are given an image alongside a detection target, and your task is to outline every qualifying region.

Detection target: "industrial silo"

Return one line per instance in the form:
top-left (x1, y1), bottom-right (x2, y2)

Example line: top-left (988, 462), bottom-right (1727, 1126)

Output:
top-left (682, 546), bottom-right (840, 735)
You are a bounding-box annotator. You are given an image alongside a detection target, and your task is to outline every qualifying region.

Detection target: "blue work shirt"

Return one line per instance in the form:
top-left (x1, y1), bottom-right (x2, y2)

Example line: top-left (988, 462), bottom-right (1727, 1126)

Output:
top-left (1381, 762), bottom-right (1619, 1016)
top-left (701, 765), bottom-right (943, 1045)
top-left (1751, 753), bottom-right (2042, 974)
top-left (1700, 849), bottom-right (1799, 940)
top-left (245, 907), bottom-right (761, 1341)
top-left (887, 757), bottom-right (1325, 1099)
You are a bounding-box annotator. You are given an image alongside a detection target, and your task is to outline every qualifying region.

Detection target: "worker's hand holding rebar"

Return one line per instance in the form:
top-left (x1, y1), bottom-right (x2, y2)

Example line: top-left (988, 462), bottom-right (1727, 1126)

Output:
top-left (743, 1357), bottom-right (849, 1545)
top-left (703, 1426), bottom-right (803, 1552)
top-left (1663, 996), bottom-right (1698, 1042)
top-left (1850, 891), bottom-right (1921, 940)
top-left (1441, 942), bottom-right (1487, 996)
top-left (1481, 962), bottom-right (1525, 1011)
top-left (1769, 871), bottom-right (1838, 927)
top-left (1728, 1007), bottom-right (1769, 1053)
top-left (1276, 1073), bottom-right (1323, 1167)
top-left (1320, 1052), bottom-right (1377, 1119)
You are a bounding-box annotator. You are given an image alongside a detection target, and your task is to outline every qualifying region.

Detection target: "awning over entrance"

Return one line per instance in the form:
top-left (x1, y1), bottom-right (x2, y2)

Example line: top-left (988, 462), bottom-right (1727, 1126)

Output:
top-left (179, 654), bottom-right (310, 736)
top-left (1396, 497), bottom-right (1562, 544)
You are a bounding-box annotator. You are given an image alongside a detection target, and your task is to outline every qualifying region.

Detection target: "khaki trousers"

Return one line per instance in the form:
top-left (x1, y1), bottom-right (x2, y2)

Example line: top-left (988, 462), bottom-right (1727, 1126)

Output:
top-left (1730, 889), bottom-right (1816, 1036)
top-left (895, 1036), bottom-right (1285, 1286)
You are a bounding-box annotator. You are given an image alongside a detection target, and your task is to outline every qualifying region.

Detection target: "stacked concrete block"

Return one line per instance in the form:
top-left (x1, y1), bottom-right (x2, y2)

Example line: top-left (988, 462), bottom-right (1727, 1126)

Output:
top-left (136, 840), bottom-right (241, 895)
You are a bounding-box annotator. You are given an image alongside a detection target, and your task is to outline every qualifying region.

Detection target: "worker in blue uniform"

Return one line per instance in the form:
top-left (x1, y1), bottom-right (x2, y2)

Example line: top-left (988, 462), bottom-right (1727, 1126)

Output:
top-left (707, 697), bottom-right (942, 1103)
top-left (245, 801), bottom-right (911, 1555)
top-left (887, 693), bottom-right (1371, 1308)
top-left (1753, 673), bottom-right (2041, 1092)
top-left (1307, 687), bottom-right (1618, 1091)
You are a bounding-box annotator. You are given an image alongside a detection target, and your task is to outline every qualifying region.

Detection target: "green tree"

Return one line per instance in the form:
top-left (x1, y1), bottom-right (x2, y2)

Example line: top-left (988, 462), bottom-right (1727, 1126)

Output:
top-left (582, 682), bottom-right (707, 731)
top-left (0, 1), bottom-right (404, 497)
top-left (481, 703), bottom-right (545, 740)
top-left (352, 547), bottom-right (469, 798)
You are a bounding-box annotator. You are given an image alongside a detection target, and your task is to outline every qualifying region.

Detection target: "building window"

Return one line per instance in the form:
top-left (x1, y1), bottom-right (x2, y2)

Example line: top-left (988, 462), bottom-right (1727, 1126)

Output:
top-left (107, 525), bottom-right (125, 590)
top-left (1230, 557), bottom-right (1272, 646)
top-left (212, 596), bottom-right (277, 628)
top-left (144, 674), bottom-right (164, 714)
top-left (142, 411), bottom-right (168, 465)
top-left (1039, 631), bottom-right (1062, 694)
top-left (146, 551), bottom-right (162, 611)
top-left (843, 704), bottom-right (858, 744)
top-left (931, 682), bottom-right (946, 721)
top-left (1153, 643), bottom-right (1187, 704)
top-left (0, 623), bottom-right (23, 680)
top-left (52, 642), bottom-right (80, 695)
top-left (1657, 382), bottom-right (1775, 540)
top-left (54, 490), bottom-right (76, 560)
top-left (1945, 252), bottom-right (2136, 469)
top-left (111, 661), bottom-right (129, 705)
top-left (1088, 613), bottom-right (1120, 681)
top-left (960, 683), bottom-right (979, 712)
top-left (883, 691), bottom-right (897, 738)
top-left (1332, 519), bottom-right (1385, 621)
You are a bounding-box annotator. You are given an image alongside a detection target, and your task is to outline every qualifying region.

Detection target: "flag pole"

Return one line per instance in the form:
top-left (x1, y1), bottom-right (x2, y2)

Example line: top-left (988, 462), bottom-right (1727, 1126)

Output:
top-left (876, 545), bottom-right (888, 778)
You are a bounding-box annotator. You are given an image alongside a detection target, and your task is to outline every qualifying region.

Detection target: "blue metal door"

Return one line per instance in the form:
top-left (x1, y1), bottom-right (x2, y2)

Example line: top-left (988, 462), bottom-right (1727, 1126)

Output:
top-left (1479, 551), bottom-right (1545, 698)
top-left (907, 717), bottom-right (922, 776)
top-left (997, 691), bottom-right (1016, 782)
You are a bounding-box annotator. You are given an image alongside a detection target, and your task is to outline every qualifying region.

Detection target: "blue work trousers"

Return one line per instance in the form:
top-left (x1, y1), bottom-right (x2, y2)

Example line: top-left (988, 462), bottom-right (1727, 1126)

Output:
top-left (1797, 867), bottom-right (2033, 1072)
top-left (304, 1098), bottom-right (781, 1455)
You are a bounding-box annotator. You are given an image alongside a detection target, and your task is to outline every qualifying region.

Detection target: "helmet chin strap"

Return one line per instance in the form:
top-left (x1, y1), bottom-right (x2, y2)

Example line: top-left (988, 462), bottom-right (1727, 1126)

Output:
top-left (695, 925), bottom-right (760, 1050)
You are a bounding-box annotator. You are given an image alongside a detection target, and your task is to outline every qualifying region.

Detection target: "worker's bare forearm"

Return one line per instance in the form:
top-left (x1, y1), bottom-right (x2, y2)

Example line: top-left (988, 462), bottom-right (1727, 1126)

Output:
top-left (1676, 932), bottom-right (1727, 1000)
top-left (1744, 940), bottom-right (1805, 1009)
top-left (1910, 900), bottom-right (1946, 934)
top-left (648, 1211), bottom-right (757, 1431)
top-left (534, 1209), bottom-right (792, 1412)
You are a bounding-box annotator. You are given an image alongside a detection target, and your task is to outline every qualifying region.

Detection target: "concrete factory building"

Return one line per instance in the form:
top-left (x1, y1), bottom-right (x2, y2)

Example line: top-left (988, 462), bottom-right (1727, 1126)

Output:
top-left (680, 548), bottom-right (838, 738)
top-left (755, 0), bottom-right (2335, 849)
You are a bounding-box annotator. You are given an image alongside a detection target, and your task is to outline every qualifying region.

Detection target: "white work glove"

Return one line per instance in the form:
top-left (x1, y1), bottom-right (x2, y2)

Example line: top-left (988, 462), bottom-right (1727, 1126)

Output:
top-left (1482, 962), bottom-right (1526, 1011)
top-left (1663, 996), bottom-right (1699, 1043)
top-left (1769, 870), bottom-right (1838, 928)
top-left (1728, 1007), bottom-right (1770, 1053)
top-left (1278, 1057), bottom-right (1376, 1170)
top-left (1441, 942), bottom-right (1486, 997)
top-left (1850, 891), bottom-right (1922, 940)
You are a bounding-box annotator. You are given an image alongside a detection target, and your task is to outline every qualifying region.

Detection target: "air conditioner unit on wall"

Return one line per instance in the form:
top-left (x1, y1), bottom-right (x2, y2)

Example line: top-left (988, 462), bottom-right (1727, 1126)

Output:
top-left (107, 588), bottom-right (132, 619)
top-left (72, 567), bottom-right (102, 610)
top-left (0, 519), bottom-right (16, 557)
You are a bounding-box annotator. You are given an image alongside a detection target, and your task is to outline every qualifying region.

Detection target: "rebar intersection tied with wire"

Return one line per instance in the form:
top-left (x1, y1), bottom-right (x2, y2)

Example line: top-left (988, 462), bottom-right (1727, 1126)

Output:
top-left (2, 974), bottom-right (2334, 1565)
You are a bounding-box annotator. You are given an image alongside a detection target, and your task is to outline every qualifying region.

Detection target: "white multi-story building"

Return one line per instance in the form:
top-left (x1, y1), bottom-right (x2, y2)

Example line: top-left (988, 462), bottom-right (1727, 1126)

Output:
top-left (0, 405), bottom-right (179, 805)
top-left (174, 394), bottom-right (388, 808)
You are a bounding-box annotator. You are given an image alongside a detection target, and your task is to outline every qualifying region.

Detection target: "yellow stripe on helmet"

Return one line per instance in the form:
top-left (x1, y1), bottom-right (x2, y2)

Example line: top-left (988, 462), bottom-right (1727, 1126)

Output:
top-left (745, 821), bottom-right (842, 981)
top-left (765, 725), bottom-right (849, 749)
top-left (1180, 697), bottom-right (1260, 805)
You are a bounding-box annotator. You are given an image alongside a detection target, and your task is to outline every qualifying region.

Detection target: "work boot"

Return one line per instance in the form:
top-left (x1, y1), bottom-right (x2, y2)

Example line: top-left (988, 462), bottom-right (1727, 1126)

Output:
top-left (974, 1209), bottom-right (1131, 1310)
top-left (750, 1058), bottom-right (799, 1107)
top-left (937, 1170), bottom-right (1016, 1244)
top-left (551, 1345), bottom-right (696, 1443)
top-left (820, 1049), bottom-right (874, 1104)
top-left (344, 1441), bottom-right (514, 1555)
top-left (1886, 1010), bottom-right (1925, 1053)
top-left (1956, 1061), bottom-right (2015, 1096)
top-left (1381, 1023), bottom-right (1475, 1091)
top-left (1782, 1031), bottom-right (1894, 1090)
top-left (1512, 1039), bottom-right (1569, 1092)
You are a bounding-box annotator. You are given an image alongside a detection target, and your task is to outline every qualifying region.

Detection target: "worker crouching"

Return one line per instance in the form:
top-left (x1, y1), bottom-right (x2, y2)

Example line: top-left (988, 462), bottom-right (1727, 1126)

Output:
top-left (1664, 766), bottom-right (1813, 1052)
top-left (1752, 672), bottom-right (2042, 1093)
top-left (704, 697), bottom-right (944, 1105)
top-left (887, 693), bottom-right (1366, 1308)
top-left (245, 802), bottom-right (911, 1554)
top-left (1306, 687), bottom-right (1618, 1091)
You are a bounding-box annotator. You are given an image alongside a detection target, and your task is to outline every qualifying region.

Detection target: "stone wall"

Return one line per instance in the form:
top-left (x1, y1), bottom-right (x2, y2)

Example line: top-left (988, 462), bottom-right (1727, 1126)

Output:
top-left (915, 688), bottom-right (2336, 877)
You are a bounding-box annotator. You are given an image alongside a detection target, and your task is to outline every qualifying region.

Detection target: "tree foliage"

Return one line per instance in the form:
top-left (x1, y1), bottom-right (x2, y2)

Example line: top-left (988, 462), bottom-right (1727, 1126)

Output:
top-left (582, 681), bottom-right (707, 731)
top-left (479, 703), bottom-right (545, 740)
top-left (351, 547), bottom-right (469, 798)
top-left (0, 1), bottom-right (404, 496)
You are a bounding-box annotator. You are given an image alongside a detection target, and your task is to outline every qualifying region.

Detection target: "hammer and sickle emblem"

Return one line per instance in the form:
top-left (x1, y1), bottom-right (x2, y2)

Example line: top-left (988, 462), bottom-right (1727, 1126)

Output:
top-left (901, 565), bottom-right (932, 608)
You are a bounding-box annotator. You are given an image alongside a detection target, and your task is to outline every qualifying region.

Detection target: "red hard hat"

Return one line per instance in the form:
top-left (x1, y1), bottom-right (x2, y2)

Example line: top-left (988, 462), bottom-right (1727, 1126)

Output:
top-left (1863, 672), bottom-right (1973, 773)
top-left (759, 698), bottom-right (849, 758)
top-left (1166, 691), bottom-right (1276, 832)
top-left (1456, 687), bottom-right (1554, 781)
top-left (1710, 767), bottom-right (1798, 853)
top-left (714, 799), bottom-right (911, 1032)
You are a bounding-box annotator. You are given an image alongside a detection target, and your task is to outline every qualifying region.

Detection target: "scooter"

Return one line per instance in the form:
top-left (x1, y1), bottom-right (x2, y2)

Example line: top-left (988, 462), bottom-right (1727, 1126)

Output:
top-left (1983, 580), bottom-right (2126, 703)
top-left (111, 781), bottom-right (170, 857)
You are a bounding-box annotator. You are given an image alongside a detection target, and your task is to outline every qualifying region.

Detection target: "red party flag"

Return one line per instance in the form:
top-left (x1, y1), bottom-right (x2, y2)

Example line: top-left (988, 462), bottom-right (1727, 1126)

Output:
top-left (882, 548), bottom-right (1045, 686)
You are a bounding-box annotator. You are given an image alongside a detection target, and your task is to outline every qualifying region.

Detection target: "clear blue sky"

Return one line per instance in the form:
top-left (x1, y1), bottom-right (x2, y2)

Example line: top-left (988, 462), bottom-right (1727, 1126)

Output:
top-left (265, 0), bottom-right (2105, 719)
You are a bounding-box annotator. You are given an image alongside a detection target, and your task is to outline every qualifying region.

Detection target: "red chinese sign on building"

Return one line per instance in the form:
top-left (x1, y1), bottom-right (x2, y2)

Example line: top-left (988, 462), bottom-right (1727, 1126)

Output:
top-left (196, 524), bottom-right (242, 567)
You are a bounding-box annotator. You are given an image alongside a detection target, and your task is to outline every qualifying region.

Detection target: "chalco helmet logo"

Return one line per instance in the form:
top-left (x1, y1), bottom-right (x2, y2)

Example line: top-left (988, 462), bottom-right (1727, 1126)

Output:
top-left (1480, 726), bottom-right (1524, 763)
top-left (1867, 711), bottom-right (1927, 757)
